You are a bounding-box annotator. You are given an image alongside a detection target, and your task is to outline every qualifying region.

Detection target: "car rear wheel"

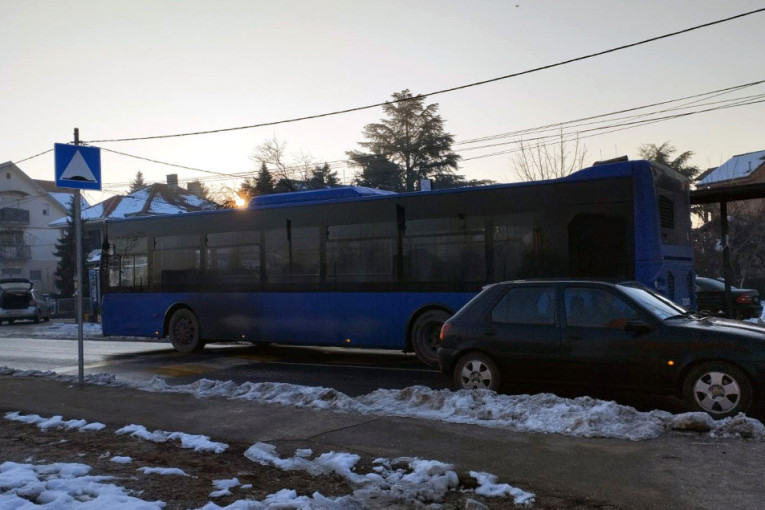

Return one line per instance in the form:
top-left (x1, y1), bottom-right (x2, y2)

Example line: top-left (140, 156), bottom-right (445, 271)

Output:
top-left (34, 311), bottom-right (41, 324)
top-left (453, 352), bottom-right (501, 391)
top-left (168, 308), bottom-right (206, 353)
top-left (682, 361), bottom-right (752, 418)
top-left (411, 309), bottom-right (451, 367)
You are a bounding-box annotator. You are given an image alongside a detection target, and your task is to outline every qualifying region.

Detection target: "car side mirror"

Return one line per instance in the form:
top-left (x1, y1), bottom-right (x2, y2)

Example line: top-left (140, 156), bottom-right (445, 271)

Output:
top-left (624, 320), bottom-right (653, 335)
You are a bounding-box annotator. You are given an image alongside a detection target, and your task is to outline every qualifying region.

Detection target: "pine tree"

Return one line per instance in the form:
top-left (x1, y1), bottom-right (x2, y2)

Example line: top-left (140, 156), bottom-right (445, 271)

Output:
top-left (129, 171), bottom-right (147, 192)
top-left (53, 198), bottom-right (86, 296)
top-left (638, 142), bottom-right (700, 180)
top-left (254, 162), bottom-right (275, 195)
top-left (348, 90), bottom-right (460, 192)
top-left (308, 163), bottom-right (339, 189)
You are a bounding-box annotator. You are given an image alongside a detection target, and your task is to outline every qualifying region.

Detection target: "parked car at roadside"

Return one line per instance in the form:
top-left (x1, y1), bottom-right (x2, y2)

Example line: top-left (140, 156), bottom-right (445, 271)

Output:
top-left (438, 279), bottom-right (765, 418)
top-left (0, 279), bottom-right (51, 324)
top-left (695, 276), bottom-right (762, 320)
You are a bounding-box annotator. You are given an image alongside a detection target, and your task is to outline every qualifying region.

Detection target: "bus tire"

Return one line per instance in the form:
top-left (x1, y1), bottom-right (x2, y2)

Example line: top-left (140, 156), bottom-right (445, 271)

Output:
top-left (411, 309), bottom-right (450, 367)
top-left (168, 308), bottom-right (206, 353)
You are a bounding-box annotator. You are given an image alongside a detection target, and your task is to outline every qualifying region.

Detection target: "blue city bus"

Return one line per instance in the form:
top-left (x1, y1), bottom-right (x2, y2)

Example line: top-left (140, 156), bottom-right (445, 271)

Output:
top-left (101, 159), bottom-right (694, 365)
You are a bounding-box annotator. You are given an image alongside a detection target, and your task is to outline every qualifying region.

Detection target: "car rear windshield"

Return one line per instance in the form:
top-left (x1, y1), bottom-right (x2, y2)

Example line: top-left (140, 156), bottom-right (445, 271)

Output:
top-left (617, 283), bottom-right (686, 320)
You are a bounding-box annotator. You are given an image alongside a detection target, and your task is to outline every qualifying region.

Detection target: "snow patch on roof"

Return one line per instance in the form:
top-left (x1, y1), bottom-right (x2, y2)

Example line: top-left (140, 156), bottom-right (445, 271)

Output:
top-left (48, 192), bottom-right (89, 210)
top-left (697, 149), bottom-right (765, 186)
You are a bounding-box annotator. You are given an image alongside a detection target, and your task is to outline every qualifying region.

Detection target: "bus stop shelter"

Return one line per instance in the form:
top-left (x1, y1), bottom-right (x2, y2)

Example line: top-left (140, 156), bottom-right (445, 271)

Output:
top-left (690, 182), bottom-right (765, 316)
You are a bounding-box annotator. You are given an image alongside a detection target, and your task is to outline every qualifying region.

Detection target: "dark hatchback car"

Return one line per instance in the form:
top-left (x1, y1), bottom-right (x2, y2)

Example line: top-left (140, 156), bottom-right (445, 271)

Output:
top-left (438, 279), bottom-right (765, 418)
top-left (695, 276), bottom-right (762, 320)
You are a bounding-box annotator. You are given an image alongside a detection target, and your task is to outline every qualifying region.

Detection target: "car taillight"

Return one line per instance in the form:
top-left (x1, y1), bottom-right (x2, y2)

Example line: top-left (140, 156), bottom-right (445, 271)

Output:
top-left (736, 294), bottom-right (754, 304)
top-left (29, 299), bottom-right (36, 307)
top-left (439, 322), bottom-right (452, 341)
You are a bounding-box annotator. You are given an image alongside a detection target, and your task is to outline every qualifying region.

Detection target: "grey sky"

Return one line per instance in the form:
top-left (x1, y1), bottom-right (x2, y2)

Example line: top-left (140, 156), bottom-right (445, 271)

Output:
top-left (3, 0), bottom-right (764, 203)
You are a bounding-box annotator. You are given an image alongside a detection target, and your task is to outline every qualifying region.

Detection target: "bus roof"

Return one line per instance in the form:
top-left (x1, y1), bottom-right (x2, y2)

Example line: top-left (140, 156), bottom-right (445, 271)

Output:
top-left (104, 159), bottom-right (666, 225)
top-left (247, 159), bottom-right (654, 210)
top-left (249, 185), bottom-right (395, 208)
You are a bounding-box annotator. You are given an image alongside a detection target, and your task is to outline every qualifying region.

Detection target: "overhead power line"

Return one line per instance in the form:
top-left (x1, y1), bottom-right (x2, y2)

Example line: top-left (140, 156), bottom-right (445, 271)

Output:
top-left (85, 7), bottom-right (765, 144)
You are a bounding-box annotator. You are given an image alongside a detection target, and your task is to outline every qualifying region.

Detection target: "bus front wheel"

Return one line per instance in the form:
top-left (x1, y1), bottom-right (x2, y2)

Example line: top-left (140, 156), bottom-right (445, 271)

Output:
top-left (411, 309), bottom-right (450, 367)
top-left (168, 309), bottom-right (206, 353)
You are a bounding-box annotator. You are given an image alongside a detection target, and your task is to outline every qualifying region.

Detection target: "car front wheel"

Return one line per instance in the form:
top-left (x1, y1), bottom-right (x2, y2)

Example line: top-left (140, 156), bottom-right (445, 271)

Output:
top-left (682, 361), bottom-right (753, 418)
top-left (453, 352), bottom-right (501, 391)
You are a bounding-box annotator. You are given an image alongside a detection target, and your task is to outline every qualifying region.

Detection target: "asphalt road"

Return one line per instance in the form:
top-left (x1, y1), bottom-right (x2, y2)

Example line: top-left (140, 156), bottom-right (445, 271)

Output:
top-left (0, 331), bottom-right (449, 395)
top-left (0, 324), bottom-right (699, 416)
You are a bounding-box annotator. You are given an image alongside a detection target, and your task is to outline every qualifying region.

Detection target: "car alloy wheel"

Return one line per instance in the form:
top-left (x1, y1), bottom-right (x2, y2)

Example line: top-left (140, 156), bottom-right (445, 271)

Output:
top-left (454, 353), bottom-right (501, 391)
top-left (683, 362), bottom-right (752, 418)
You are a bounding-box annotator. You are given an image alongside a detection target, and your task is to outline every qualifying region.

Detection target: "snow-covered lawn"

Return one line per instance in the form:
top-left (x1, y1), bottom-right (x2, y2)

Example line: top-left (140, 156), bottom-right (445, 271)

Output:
top-left (2, 411), bottom-right (534, 509)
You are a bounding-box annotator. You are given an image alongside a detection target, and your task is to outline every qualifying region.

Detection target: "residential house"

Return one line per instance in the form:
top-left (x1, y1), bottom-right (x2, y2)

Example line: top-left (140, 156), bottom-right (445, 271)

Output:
top-left (0, 161), bottom-right (89, 293)
top-left (51, 174), bottom-right (220, 253)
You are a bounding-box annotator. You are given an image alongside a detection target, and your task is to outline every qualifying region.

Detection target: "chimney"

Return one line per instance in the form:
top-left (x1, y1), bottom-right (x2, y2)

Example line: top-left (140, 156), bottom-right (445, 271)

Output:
top-left (166, 174), bottom-right (179, 199)
top-left (187, 180), bottom-right (203, 196)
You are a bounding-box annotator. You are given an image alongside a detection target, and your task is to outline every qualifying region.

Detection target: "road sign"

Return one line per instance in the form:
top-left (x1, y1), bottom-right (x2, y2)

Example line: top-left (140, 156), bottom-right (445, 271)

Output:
top-left (54, 143), bottom-right (101, 190)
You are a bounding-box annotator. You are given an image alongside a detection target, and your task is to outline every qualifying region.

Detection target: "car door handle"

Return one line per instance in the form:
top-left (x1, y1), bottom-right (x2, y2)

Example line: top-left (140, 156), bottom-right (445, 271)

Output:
top-left (485, 328), bottom-right (497, 337)
top-left (569, 335), bottom-right (582, 341)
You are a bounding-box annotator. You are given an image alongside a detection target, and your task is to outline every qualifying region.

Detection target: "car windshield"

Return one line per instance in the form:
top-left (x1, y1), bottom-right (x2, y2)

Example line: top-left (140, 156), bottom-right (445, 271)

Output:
top-left (616, 283), bottom-right (688, 320)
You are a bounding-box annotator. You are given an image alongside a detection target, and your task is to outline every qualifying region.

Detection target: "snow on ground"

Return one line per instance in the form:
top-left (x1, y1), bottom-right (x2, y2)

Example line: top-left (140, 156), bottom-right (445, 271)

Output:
top-left (3, 366), bottom-right (765, 442)
top-left (0, 461), bottom-right (166, 509)
top-left (115, 424), bottom-right (228, 453)
top-left (243, 442), bottom-right (535, 507)
top-left (5, 411), bottom-right (106, 432)
top-left (140, 377), bottom-right (765, 441)
top-left (137, 466), bottom-right (190, 477)
top-left (3, 411), bottom-right (534, 509)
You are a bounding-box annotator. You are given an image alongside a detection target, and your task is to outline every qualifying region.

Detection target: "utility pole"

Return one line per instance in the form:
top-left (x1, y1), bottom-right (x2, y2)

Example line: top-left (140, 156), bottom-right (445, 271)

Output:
top-left (73, 128), bottom-right (84, 385)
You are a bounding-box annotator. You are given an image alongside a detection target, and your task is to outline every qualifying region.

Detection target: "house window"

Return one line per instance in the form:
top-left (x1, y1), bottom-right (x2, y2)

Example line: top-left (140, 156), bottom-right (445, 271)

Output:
top-left (2, 268), bottom-right (21, 276)
top-left (6, 173), bottom-right (10, 179)
top-left (30, 270), bottom-right (42, 280)
top-left (42, 204), bottom-right (49, 216)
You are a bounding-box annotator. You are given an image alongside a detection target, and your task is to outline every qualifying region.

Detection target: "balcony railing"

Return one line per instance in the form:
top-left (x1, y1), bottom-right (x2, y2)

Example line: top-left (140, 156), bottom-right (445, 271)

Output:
top-left (0, 245), bottom-right (31, 259)
top-left (0, 208), bottom-right (30, 225)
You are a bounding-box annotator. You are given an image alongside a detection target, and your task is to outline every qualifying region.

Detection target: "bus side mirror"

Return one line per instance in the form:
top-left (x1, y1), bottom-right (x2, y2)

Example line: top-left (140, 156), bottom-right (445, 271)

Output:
top-left (624, 320), bottom-right (653, 335)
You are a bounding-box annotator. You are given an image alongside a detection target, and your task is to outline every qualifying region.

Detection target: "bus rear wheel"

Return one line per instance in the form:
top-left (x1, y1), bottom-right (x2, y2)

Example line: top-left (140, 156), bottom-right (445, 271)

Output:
top-left (168, 309), bottom-right (206, 353)
top-left (411, 309), bottom-right (450, 367)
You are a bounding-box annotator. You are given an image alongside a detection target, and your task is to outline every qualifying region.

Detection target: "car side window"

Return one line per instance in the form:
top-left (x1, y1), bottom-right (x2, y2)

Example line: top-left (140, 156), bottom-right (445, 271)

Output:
top-left (491, 286), bottom-right (555, 325)
top-left (565, 287), bottom-right (641, 328)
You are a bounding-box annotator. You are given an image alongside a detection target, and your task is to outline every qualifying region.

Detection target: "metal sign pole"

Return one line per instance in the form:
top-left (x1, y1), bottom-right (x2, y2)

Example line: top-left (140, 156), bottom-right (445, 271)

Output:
top-left (74, 128), bottom-right (84, 385)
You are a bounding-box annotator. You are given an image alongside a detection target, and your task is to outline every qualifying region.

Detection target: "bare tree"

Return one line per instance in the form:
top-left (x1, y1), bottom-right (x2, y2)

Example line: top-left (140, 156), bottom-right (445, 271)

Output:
top-left (251, 137), bottom-right (294, 186)
top-left (511, 131), bottom-right (587, 182)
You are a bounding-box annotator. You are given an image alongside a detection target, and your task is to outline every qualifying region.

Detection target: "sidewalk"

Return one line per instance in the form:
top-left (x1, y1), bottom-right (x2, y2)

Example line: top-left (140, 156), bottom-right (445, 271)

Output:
top-left (2, 374), bottom-right (764, 510)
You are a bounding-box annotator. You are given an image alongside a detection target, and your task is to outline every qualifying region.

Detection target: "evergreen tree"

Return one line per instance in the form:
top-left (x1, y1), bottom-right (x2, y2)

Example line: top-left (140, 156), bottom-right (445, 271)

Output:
top-left (129, 170), bottom-right (147, 192)
top-left (53, 198), bottom-right (86, 296)
top-left (353, 155), bottom-right (404, 191)
top-left (348, 90), bottom-right (460, 192)
top-left (254, 162), bottom-right (275, 195)
top-left (638, 142), bottom-right (700, 180)
top-left (307, 163), bottom-right (339, 189)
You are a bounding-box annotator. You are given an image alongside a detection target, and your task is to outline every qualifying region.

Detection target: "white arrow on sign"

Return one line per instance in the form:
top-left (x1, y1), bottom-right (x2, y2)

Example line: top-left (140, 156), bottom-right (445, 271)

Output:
top-left (60, 150), bottom-right (97, 182)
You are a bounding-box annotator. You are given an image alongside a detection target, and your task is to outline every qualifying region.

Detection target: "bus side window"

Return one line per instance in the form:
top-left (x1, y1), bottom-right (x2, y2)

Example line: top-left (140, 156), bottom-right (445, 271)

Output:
top-left (264, 226), bottom-right (321, 284)
top-left (326, 223), bottom-right (396, 283)
top-left (206, 231), bottom-right (260, 289)
top-left (153, 234), bottom-right (202, 291)
top-left (108, 235), bottom-right (148, 290)
top-left (404, 217), bottom-right (485, 283)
